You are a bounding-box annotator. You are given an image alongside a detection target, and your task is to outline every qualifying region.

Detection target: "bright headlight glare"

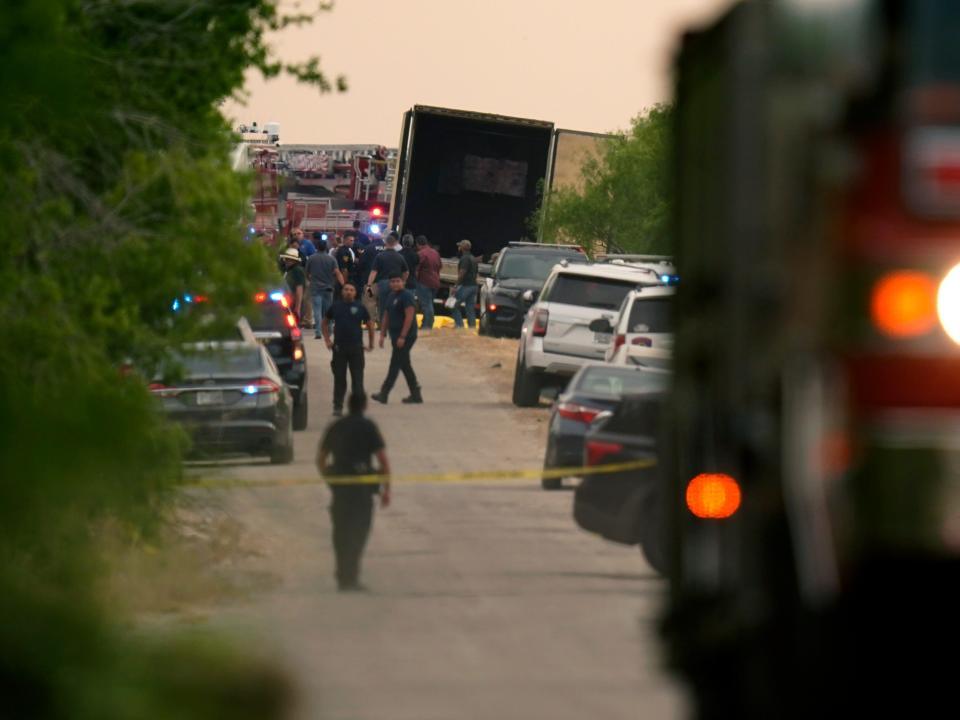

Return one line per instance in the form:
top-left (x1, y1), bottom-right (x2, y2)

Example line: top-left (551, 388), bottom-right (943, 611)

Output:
top-left (938, 263), bottom-right (960, 344)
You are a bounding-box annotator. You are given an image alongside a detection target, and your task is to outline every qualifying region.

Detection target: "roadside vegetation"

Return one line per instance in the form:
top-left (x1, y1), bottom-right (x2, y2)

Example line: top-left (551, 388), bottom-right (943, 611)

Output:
top-left (533, 104), bottom-right (673, 255)
top-left (0, 2), bottom-right (342, 716)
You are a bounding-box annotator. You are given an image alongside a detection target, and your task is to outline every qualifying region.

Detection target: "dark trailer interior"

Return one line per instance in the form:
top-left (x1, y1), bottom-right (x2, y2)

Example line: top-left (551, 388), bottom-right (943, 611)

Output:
top-left (393, 106), bottom-right (553, 259)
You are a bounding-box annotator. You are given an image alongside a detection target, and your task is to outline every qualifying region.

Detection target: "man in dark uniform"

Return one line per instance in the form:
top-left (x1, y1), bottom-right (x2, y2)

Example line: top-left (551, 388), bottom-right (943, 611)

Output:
top-left (366, 232), bottom-right (409, 326)
top-left (372, 272), bottom-right (422, 404)
top-left (316, 393), bottom-right (391, 592)
top-left (321, 283), bottom-right (375, 416)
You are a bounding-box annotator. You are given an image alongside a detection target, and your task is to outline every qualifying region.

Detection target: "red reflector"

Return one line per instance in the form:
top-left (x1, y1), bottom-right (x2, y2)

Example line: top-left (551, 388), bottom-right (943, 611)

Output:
top-left (532, 308), bottom-right (549, 337)
top-left (632, 336), bottom-right (653, 347)
top-left (254, 292), bottom-right (267, 303)
top-left (557, 402), bottom-right (601, 424)
top-left (291, 326), bottom-right (302, 340)
top-left (148, 383), bottom-right (166, 391)
top-left (686, 473), bottom-right (741, 519)
top-left (585, 440), bottom-right (623, 467)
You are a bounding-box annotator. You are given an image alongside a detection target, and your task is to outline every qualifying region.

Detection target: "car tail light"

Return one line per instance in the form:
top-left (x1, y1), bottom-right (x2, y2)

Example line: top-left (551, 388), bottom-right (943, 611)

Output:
top-left (870, 270), bottom-right (937, 338)
top-left (585, 440), bottom-right (624, 466)
top-left (613, 334), bottom-right (626, 351)
top-left (291, 326), bottom-right (302, 340)
top-left (686, 473), bottom-right (741, 519)
top-left (532, 308), bottom-right (549, 337)
top-left (293, 345), bottom-right (304, 361)
top-left (148, 383), bottom-right (180, 398)
top-left (242, 378), bottom-right (281, 395)
top-left (285, 312), bottom-right (297, 329)
top-left (632, 336), bottom-right (653, 347)
top-left (488, 303), bottom-right (498, 313)
top-left (557, 402), bottom-right (601, 424)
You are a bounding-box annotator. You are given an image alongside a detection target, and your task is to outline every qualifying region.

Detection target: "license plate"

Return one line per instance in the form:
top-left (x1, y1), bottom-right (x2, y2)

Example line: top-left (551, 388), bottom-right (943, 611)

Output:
top-left (593, 332), bottom-right (612, 344)
top-left (196, 390), bottom-right (224, 406)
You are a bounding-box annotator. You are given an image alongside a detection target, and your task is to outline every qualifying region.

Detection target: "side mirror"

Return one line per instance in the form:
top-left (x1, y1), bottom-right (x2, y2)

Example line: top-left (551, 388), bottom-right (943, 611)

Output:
top-left (522, 289), bottom-right (535, 302)
top-left (588, 318), bottom-right (613, 333)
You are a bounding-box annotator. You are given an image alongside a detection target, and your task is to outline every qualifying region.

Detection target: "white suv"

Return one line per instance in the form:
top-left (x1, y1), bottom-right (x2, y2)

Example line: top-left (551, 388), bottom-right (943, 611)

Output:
top-left (512, 260), bottom-right (665, 406)
top-left (602, 286), bottom-right (674, 368)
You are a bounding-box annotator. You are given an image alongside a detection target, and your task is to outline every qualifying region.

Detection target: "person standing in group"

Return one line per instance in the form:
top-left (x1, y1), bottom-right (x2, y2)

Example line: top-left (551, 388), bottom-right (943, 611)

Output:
top-left (372, 272), bottom-right (422, 405)
top-left (297, 232), bottom-right (317, 329)
top-left (335, 232), bottom-right (358, 292)
top-left (306, 238), bottom-right (344, 340)
top-left (280, 246), bottom-right (307, 321)
top-left (352, 219), bottom-right (371, 248)
top-left (328, 234), bottom-right (342, 257)
top-left (400, 233), bottom-right (420, 296)
top-left (316, 392), bottom-right (391, 592)
top-left (321, 283), bottom-right (374, 416)
top-left (415, 235), bottom-right (440, 331)
top-left (357, 239), bottom-right (380, 321)
top-left (451, 239), bottom-right (479, 329)
top-left (366, 232), bottom-right (408, 325)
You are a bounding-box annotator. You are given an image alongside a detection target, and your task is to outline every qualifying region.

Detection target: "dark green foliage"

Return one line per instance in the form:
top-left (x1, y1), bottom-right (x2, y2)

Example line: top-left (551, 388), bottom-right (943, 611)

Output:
top-left (534, 104), bottom-right (673, 255)
top-left (0, 1), bottom-right (343, 716)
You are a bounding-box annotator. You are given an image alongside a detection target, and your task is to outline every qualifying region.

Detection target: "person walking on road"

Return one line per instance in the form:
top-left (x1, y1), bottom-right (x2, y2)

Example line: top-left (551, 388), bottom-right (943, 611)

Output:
top-left (321, 283), bottom-right (375, 416)
top-left (366, 232), bottom-right (409, 326)
top-left (280, 247), bottom-right (307, 322)
top-left (415, 235), bottom-right (440, 330)
top-left (306, 238), bottom-right (344, 340)
top-left (451, 239), bottom-right (479, 329)
top-left (372, 272), bottom-right (422, 404)
top-left (316, 392), bottom-right (391, 592)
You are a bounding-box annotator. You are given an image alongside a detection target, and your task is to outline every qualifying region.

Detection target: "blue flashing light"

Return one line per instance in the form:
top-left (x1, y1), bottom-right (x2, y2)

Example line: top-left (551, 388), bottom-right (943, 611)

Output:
top-left (183, 294), bottom-right (193, 304)
top-left (661, 274), bottom-right (670, 283)
top-left (248, 225), bottom-right (256, 234)
top-left (321, 233), bottom-right (329, 241)
top-left (242, 385), bottom-right (258, 395)
top-left (171, 298), bottom-right (181, 312)
top-left (369, 224), bottom-right (382, 235)
top-left (269, 291), bottom-right (285, 302)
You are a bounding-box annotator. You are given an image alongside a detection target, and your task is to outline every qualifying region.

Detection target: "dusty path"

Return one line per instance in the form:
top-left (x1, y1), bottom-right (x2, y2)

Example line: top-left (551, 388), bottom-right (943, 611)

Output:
top-left (182, 329), bottom-right (689, 719)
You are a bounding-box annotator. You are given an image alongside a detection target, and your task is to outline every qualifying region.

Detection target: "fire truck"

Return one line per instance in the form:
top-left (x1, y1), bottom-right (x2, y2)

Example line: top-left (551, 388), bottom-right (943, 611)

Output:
top-left (660, 1), bottom-right (958, 716)
top-left (237, 127), bottom-right (397, 246)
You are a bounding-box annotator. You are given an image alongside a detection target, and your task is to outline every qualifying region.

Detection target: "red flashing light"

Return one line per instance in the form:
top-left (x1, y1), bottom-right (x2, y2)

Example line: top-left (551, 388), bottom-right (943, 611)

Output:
top-left (585, 440), bottom-right (623, 466)
top-left (686, 473), bottom-right (741, 519)
top-left (557, 402), bottom-right (601, 425)
top-left (488, 304), bottom-right (498, 313)
top-left (291, 326), bottom-right (302, 340)
top-left (278, 295), bottom-right (290, 309)
top-left (254, 292), bottom-right (267, 303)
top-left (532, 308), bottom-right (549, 337)
top-left (371, 207), bottom-right (383, 217)
top-left (870, 270), bottom-right (937, 338)
top-left (285, 313), bottom-right (297, 329)
top-left (193, 295), bottom-right (208, 303)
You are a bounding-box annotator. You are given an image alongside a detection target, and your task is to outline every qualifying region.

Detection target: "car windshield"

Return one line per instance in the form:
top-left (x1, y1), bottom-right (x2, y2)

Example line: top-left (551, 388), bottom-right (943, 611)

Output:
top-left (500, 253), bottom-right (584, 281)
top-left (627, 297), bottom-right (672, 333)
top-left (170, 347), bottom-right (264, 377)
top-left (247, 302), bottom-right (290, 331)
top-left (546, 274), bottom-right (638, 309)
top-left (575, 367), bottom-right (669, 397)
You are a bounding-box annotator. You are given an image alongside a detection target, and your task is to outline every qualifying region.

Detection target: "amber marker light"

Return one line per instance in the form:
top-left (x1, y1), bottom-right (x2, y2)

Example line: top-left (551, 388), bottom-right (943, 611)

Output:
top-left (870, 270), bottom-right (937, 338)
top-left (686, 473), bottom-right (741, 519)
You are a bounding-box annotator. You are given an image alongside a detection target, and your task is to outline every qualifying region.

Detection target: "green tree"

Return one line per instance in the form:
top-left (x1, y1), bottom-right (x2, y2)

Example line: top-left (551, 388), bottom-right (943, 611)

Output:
top-left (0, 2), bottom-right (343, 716)
top-left (535, 104), bottom-right (672, 255)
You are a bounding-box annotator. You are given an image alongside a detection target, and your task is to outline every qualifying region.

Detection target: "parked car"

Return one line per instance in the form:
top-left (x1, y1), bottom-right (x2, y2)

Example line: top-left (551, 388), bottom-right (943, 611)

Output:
top-left (599, 286), bottom-right (674, 368)
top-left (573, 390), bottom-right (668, 573)
top-left (512, 260), bottom-right (664, 406)
top-left (150, 341), bottom-right (295, 464)
top-left (542, 364), bottom-right (669, 489)
top-left (247, 291), bottom-right (309, 430)
top-left (478, 242), bottom-right (587, 337)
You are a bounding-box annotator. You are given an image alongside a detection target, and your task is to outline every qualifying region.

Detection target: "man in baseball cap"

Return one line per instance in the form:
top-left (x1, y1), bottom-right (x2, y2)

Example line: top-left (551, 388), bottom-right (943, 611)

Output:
top-left (280, 247), bottom-right (306, 320)
top-left (451, 239), bottom-right (479, 329)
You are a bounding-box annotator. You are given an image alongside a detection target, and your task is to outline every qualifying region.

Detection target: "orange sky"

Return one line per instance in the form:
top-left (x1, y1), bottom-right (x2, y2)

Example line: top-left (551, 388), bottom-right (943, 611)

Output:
top-left (223, 0), bottom-right (732, 145)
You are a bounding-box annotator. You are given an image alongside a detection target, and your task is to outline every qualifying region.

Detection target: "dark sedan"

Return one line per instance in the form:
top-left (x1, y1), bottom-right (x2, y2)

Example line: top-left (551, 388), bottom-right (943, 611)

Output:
top-left (573, 391), bottom-right (667, 574)
top-left (248, 291), bottom-right (308, 430)
top-left (151, 342), bottom-right (294, 464)
top-left (541, 364), bottom-right (668, 489)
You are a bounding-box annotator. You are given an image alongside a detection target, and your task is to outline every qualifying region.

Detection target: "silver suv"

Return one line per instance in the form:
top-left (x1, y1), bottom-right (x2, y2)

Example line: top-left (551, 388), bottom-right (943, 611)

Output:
top-left (511, 260), bottom-right (666, 406)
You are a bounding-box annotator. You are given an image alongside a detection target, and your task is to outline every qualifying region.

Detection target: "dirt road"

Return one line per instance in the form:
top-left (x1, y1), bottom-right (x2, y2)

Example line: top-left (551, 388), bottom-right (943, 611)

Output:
top-left (183, 329), bottom-right (689, 719)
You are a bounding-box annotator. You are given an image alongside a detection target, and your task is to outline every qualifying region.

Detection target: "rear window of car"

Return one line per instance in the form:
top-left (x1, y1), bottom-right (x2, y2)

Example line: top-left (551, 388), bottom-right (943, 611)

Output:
top-left (174, 347), bottom-right (264, 376)
top-left (247, 302), bottom-right (290, 331)
top-left (499, 252), bottom-right (586, 282)
top-left (544, 274), bottom-right (638, 310)
top-left (627, 297), bottom-right (672, 333)
top-left (575, 367), bottom-right (668, 397)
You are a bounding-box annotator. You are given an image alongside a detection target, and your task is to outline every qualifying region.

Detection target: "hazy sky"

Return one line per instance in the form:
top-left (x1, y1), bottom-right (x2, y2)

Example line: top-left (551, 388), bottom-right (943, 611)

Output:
top-left (224, 0), bottom-right (732, 146)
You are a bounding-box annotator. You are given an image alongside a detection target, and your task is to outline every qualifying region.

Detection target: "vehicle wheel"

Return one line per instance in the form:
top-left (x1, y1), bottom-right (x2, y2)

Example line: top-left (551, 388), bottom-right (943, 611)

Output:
top-left (638, 490), bottom-right (667, 575)
top-left (293, 393), bottom-right (308, 431)
top-left (512, 352), bottom-right (542, 407)
top-left (541, 476), bottom-right (563, 490)
top-left (478, 310), bottom-right (489, 336)
top-left (270, 415), bottom-right (294, 464)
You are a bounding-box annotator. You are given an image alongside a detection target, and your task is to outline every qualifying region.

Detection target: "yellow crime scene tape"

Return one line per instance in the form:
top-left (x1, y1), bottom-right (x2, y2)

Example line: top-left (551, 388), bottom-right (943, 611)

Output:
top-left (186, 458), bottom-right (657, 491)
